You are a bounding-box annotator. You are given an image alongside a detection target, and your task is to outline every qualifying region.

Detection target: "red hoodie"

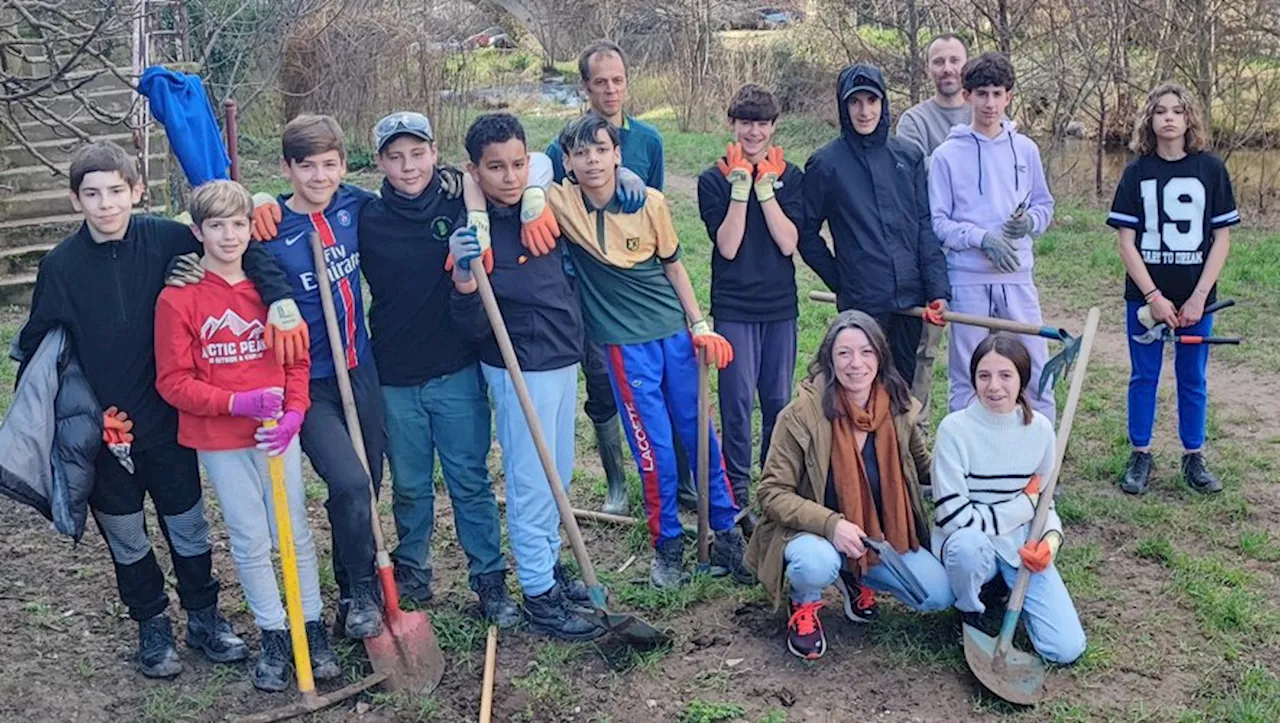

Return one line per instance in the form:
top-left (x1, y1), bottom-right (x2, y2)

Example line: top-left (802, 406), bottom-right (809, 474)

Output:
top-left (155, 272), bottom-right (310, 451)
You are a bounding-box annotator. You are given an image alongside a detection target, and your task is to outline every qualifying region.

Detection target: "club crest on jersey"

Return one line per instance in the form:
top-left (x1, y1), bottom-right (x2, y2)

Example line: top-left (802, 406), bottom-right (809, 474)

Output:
top-left (337, 209), bottom-right (352, 227)
top-left (432, 216), bottom-right (452, 240)
top-left (626, 237), bottom-right (640, 251)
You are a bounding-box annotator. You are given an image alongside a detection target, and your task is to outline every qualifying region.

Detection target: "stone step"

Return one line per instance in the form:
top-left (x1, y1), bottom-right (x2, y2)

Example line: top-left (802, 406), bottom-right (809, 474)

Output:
top-left (0, 149), bottom-right (168, 194)
top-left (5, 86), bottom-right (137, 128)
top-left (0, 206), bottom-right (169, 250)
top-left (1, 128), bottom-right (156, 169)
top-left (14, 114), bottom-right (131, 143)
top-left (0, 243), bottom-right (58, 275)
top-left (0, 179), bottom-right (169, 223)
top-left (0, 272), bottom-right (39, 305)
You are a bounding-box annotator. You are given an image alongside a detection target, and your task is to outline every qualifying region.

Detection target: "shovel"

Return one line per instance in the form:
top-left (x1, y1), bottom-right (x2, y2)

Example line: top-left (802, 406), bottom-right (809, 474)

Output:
top-left (695, 349), bottom-right (712, 574)
top-left (309, 233), bottom-right (446, 693)
top-left (233, 421), bottom-right (387, 723)
top-left (807, 291), bottom-right (1079, 395)
top-left (962, 306), bottom-right (1100, 706)
top-left (471, 264), bottom-right (669, 648)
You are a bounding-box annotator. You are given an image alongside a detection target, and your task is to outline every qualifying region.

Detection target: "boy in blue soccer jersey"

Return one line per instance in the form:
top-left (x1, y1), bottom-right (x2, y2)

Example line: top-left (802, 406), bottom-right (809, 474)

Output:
top-left (1108, 84), bottom-right (1237, 496)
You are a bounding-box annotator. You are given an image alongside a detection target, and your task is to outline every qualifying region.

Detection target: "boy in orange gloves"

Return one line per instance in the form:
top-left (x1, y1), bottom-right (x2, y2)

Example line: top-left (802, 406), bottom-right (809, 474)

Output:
top-left (155, 180), bottom-right (337, 692)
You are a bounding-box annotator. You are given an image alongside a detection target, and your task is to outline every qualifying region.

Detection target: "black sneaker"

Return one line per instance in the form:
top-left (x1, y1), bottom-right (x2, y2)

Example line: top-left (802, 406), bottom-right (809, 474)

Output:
top-left (787, 601), bottom-right (827, 660)
top-left (1120, 450), bottom-right (1153, 495)
top-left (393, 565), bottom-right (434, 606)
top-left (252, 628), bottom-right (292, 692)
top-left (979, 575), bottom-right (1011, 612)
top-left (338, 578), bottom-right (383, 640)
top-left (834, 569), bottom-right (879, 623)
top-left (553, 563), bottom-right (591, 607)
top-left (710, 527), bottom-right (755, 585)
top-left (961, 611), bottom-right (1000, 638)
top-left (651, 537), bottom-right (690, 589)
top-left (304, 620), bottom-right (341, 680)
top-left (1182, 452), bottom-right (1223, 494)
top-left (186, 605), bottom-right (249, 663)
top-left (523, 584), bottom-right (606, 641)
top-left (737, 509), bottom-right (759, 539)
top-left (474, 571), bottom-right (521, 630)
top-left (137, 614), bottom-right (183, 678)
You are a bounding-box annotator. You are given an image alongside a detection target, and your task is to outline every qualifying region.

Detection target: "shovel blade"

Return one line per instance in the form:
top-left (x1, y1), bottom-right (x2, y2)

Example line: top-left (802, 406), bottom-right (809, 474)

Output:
top-left (364, 608), bottom-right (445, 694)
top-left (580, 607), bottom-right (671, 649)
top-left (962, 623), bottom-right (1046, 706)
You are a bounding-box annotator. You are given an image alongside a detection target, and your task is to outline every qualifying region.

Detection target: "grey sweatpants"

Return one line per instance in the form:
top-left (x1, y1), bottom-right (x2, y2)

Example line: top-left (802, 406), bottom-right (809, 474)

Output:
top-left (198, 440), bottom-right (322, 631)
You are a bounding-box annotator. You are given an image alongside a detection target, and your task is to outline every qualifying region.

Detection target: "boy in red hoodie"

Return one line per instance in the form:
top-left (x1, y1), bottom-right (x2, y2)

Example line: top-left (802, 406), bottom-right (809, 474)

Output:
top-left (154, 181), bottom-right (335, 693)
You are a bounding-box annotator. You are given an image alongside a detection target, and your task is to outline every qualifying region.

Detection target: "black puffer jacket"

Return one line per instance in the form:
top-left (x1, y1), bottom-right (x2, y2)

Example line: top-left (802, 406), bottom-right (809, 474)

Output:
top-left (2, 326), bottom-right (100, 540)
top-left (798, 63), bottom-right (950, 315)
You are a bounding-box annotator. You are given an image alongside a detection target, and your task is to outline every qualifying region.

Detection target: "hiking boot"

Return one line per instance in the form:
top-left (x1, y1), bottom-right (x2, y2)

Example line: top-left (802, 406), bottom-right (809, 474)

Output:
top-left (474, 571), bottom-right (521, 630)
top-left (137, 614), bottom-right (183, 678)
top-left (1182, 452), bottom-right (1222, 494)
top-left (304, 620), bottom-right (341, 680)
top-left (252, 628), bottom-right (292, 693)
top-left (710, 527), bottom-right (755, 585)
top-left (979, 575), bottom-right (1011, 612)
top-left (787, 600), bottom-right (827, 660)
top-left (186, 605), bottom-right (249, 663)
top-left (834, 569), bottom-right (879, 623)
top-left (1120, 450), bottom-right (1153, 494)
top-left (393, 565), bottom-right (434, 606)
top-left (596, 420), bottom-right (630, 515)
top-left (554, 563), bottom-right (591, 606)
top-left (337, 578), bottom-right (383, 640)
top-left (651, 537), bottom-right (690, 589)
top-left (961, 611), bottom-right (1000, 638)
top-left (524, 584), bottom-right (606, 641)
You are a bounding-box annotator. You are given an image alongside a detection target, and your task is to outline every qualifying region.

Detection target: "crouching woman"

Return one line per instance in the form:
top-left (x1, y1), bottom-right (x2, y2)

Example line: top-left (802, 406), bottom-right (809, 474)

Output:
top-left (746, 310), bottom-right (953, 661)
top-left (932, 333), bottom-right (1086, 664)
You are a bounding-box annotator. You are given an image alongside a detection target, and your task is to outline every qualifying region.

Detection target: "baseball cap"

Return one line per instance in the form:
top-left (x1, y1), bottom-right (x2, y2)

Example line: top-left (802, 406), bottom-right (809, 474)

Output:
top-left (841, 81), bottom-right (883, 101)
top-left (373, 111), bottom-right (433, 152)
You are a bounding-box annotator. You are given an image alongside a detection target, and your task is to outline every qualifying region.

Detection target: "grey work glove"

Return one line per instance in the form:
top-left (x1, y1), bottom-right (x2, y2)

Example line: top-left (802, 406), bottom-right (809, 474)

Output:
top-left (1002, 213), bottom-right (1034, 240)
top-left (981, 232), bottom-right (1020, 273)
top-left (165, 252), bottom-right (205, 287)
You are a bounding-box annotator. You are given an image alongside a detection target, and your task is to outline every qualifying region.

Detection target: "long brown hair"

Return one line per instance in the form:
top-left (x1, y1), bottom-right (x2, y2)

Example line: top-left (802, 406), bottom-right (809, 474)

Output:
top-left (808, 310), bottom-right (911, 420)
top-left (1130, 83), bottom-right (1209, 155)
top-left (969, 333), bottom-right (1035, 424)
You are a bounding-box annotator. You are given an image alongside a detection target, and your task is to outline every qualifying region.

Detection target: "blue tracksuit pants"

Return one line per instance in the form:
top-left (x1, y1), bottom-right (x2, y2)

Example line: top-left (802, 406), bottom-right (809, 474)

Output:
top-left (605, 331), bottom-right (739, 545)
top-left (1125, 300), bottom-right (1213, 450)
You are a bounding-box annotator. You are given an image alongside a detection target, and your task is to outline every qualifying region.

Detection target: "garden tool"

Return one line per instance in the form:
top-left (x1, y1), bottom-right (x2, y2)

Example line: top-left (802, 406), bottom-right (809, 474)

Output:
top-left (962, 306), bottom-right (1100, 706)
top-left (807, 291), bottom-right (1080, 395)
top-left (479, 626), bottom-right (498, 723)
top-left (696, 349), bottom-right (712, 574)
top-left (309, 234), bottom-right (445, 694)
top-left (1131, 299), bottom-right (1236, 345)
top-left (860, 537), bottom-right (928, 609)
top-left (233, 420), bottom-right (386, 723)
top-left (471, 264), bottom-right (670, 648)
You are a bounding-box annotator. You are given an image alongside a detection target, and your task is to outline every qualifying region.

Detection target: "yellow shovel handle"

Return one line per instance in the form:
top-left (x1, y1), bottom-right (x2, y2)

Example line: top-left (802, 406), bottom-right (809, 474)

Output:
top-left (264, 419), bottom-right (315, 695)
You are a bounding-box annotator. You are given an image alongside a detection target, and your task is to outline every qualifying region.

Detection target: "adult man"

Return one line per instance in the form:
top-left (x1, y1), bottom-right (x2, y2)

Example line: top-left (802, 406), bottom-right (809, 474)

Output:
top-left (897, 34), bottom-right (971, 410)
top-left (544, 40), bottom-right (696, 515)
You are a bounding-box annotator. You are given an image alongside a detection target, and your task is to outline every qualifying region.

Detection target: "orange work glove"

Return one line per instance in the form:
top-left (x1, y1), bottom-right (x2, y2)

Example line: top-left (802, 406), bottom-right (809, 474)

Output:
top-left (103, 406), bottom-right (134, 445)
top-left (1023, 473), bottom-right (1042, 507)
top-left (691, 319), bottom-right (734, 370)
top-left (717, 143), bottom-right (753, 203)
top-left (263, 299), bottom-right (310, 366)
top-left (1018, 530), bottom-right (1063, 573)
top-left (753, 146), bottom-right (786, 203)
top-left (922, 299), bottom-right (948, 327)
top-left (251, 198), bottom-right (282, 241)
top-left (519, 186), bottom-right (559, 257)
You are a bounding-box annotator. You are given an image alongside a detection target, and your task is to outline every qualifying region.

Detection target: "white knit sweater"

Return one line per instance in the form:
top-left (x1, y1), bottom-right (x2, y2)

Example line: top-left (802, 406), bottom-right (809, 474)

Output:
top-left (930, 402), bottom-right (1062, 567)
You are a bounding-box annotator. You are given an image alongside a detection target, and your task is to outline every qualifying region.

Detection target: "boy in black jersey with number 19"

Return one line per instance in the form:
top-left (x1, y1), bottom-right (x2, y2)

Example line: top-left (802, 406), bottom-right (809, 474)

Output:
top-left (1107, 83), bottom-right (1238, 495)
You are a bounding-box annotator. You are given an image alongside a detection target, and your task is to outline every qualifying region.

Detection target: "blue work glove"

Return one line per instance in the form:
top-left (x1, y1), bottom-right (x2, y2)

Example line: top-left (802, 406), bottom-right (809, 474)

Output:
top-left (616, 166), bottom-right (647, 214)
top-left (448, 226), bottom-right (483, 282)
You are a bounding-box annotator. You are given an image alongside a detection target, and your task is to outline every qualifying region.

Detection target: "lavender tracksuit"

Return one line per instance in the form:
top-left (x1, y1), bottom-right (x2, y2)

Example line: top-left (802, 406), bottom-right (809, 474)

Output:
top-left (928, 121), bottom-right (1056, 421)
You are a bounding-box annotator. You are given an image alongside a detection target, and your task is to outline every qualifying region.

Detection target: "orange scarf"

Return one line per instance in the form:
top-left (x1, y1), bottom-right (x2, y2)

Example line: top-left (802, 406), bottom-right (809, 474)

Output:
top-left (830, 383), bottom-right (919, 573)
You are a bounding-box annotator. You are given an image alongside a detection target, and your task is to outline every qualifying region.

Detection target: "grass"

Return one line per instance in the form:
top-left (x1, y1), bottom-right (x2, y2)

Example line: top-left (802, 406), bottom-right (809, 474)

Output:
top-left (678, 699), bottom-right (745, 723)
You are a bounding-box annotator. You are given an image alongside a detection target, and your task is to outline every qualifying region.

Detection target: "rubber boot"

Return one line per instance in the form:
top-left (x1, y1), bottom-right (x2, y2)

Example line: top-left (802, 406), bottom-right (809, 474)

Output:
top-left (596, 419), bottom-right (630, 515)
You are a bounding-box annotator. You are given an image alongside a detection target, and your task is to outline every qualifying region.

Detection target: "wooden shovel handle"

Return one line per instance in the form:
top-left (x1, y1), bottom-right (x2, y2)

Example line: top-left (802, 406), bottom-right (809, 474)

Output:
top-left (696, 349), bottom-right (711, 565)
top-left (472, 265), bottom-right (602, 588)
top-left (807, 291), bottom-right (1065, 339)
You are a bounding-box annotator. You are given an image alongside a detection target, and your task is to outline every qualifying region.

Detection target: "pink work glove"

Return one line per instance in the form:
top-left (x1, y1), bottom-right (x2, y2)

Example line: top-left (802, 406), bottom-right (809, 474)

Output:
top-left (229, 387), bottom-right (284, 420)
top-left (255, 410), bottom-right (304, 456)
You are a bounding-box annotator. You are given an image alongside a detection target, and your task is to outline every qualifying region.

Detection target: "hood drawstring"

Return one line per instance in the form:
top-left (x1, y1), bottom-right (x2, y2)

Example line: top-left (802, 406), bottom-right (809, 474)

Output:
top-left (1009, 129), bottom-right (1020, 192)
top-left (973, 136), bottom-right (984, 195)
top-left (970, 128), bottom-right (1022, 196)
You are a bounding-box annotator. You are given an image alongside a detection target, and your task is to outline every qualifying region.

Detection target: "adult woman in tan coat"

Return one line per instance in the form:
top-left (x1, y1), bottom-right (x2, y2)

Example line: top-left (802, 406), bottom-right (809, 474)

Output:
top-left (745, 311), bottom-right (953, 660)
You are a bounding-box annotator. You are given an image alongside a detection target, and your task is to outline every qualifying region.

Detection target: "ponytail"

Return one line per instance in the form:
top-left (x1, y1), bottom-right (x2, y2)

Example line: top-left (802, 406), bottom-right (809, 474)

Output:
top-left (1016, 388), bottom-right (1034, 425)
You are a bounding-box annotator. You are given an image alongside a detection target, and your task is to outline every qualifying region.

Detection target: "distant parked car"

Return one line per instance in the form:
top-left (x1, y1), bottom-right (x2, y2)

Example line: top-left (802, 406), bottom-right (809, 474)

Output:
top-left (753, 7), bottom-right (799, 28)
top-left (465, 26), bottom-right (516, 49)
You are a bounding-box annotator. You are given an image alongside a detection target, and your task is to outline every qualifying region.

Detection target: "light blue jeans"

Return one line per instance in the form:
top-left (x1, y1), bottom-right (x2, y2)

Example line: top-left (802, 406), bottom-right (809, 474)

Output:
top-left (198, 440), bottom-right (322, 631)
top-left (381, 363), bottom-right (506, 586)
top-left (482, 362), bottom-right (578, 597)
top-left (943, 527), bottom-right (1087, 664)
top-left (784, 532), bottom-right (954, 612)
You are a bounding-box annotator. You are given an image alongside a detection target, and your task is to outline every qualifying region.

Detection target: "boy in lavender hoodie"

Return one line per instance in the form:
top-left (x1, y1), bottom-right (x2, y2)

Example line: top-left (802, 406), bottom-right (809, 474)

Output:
top-left (928, 52), bottom-right (1056, 421)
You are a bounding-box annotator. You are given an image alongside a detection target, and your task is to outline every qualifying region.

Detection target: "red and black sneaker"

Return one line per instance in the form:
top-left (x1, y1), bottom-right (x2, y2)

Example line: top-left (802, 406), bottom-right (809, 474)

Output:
top-left (835, 569), bottom-right (880, 623)
top-left (787, 600), bottom-right (827, 660)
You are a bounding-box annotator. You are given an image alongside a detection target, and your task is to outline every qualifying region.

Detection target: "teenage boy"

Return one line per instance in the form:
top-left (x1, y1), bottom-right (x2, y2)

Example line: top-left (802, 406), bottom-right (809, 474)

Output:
top-left (898, 33), bottom-right (970, 413)
top-left (1109, 83), bottom-right (1237, 495)
top-left (449, 113), bottom-right (600, 639)
top-left (929, 52), bottom-right (1056, 421)
top-left (548, 114), bottom-right (751, 588)
top-left (17, 141), bottom-right (307, 678)
top-left (697, 84), bottom-right (803, 535)
top-left (798, 63), bottom-right (950, 383)
top-left (154, 180), bottom-right (340, 691)
top-left (541, 40), bottom-right (696, 516)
